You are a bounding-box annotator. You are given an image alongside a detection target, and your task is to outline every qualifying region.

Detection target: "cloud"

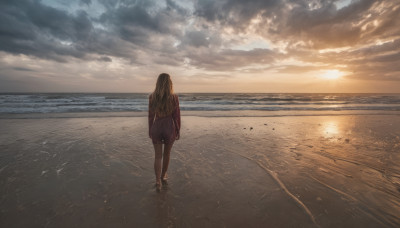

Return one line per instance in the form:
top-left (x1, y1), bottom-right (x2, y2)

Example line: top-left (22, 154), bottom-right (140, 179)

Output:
top-left (280, 0), bottom-right (400, 49)
top-left (97, 56), bottom-right (112, 62)
top-left (186, 48), bottom-right (279, 71)
top-left (275, 65), bottom-right (325, 74)
top-left (191, 0), bottom-right (400, 79)
top-left (0, 0), bottom-right (94, 61)
top-left (0, 0), bottom-right (399, 92)
top-left (12, 67), bottom-right (36, 72)
top-left (80, 0), bottom-right (92, 5)
top-left (0, 0), bottom-right (188, 63)
top-left (194, 0), bottom-right (282, 30)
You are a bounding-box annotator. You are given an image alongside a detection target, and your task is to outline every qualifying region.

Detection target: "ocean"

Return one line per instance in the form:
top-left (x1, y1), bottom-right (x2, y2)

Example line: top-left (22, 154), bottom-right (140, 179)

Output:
top-left (0, 93), bottom-right (400, 114)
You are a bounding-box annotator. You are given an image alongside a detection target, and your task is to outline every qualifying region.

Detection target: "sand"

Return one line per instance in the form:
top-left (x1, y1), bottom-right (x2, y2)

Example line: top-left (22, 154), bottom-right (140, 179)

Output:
top-left (0, 113), bottom-right (399, 227)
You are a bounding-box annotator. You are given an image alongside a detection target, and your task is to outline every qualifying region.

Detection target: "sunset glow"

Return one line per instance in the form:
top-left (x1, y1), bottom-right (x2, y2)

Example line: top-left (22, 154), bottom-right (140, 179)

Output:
top-left (321, 70), bottom-right (343, 80)
top-left (0, 0), bottom-right (399, 93)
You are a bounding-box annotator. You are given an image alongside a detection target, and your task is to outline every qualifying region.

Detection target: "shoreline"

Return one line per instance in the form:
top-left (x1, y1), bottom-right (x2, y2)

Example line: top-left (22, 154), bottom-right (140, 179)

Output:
top-left (1, 110), bottom-right (400, 119)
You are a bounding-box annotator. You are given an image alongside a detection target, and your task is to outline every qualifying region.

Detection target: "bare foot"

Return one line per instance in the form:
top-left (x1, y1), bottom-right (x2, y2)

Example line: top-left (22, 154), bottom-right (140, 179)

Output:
top-left (161, 174), bottom-right (168, 185)
top-left (155, 180), bottom-right (162, 192)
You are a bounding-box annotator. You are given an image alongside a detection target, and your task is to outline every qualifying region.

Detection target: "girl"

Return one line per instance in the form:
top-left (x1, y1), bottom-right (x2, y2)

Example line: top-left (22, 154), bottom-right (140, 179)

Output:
top-left (148, 73), bottom-right (181, 190)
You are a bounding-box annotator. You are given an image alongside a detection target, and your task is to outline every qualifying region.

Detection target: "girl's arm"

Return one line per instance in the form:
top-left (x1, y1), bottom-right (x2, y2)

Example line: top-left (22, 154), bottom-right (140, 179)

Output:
top-left (148, 95), bottom-right (155, 138)
top-left (172, 95), bottom-right (181, 139)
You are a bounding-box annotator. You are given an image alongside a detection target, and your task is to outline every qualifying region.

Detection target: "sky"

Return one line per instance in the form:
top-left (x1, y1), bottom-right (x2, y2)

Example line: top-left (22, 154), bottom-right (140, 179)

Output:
top-left (0, 0), bottom-right (399, 93)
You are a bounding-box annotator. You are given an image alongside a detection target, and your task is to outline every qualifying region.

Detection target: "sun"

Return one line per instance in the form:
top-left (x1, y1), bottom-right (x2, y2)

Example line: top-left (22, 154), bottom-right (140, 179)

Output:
top-left (321, 69), bottom-right (343, 80)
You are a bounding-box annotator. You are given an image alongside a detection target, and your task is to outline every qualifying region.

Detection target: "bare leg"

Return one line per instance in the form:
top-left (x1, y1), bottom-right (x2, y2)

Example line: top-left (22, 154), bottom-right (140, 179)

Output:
top-left (153, 143), bottom-right (163, 190)
top-left (161, 142), bottom-right (174, 181)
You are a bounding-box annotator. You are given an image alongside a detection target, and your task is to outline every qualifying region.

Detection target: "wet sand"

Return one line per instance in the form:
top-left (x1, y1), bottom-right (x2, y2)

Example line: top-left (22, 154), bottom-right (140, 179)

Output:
top-left (0, 113), bottom-right (400, 227)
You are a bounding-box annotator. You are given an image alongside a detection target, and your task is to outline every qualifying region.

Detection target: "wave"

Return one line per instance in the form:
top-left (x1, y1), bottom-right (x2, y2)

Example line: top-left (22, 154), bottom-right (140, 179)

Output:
top-left (1, 93), bottom-right (399, 114)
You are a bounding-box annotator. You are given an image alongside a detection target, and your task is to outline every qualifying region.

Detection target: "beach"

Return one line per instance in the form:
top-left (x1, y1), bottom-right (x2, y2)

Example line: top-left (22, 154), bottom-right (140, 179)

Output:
top-left (2, 0), bottom-right (400, 226)
top-left (1, 112), bottom-right (400, 227)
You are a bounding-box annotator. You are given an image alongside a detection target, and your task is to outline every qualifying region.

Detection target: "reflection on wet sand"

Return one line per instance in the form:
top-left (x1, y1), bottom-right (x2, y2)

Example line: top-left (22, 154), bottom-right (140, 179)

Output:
top-left (321, 121), bottom-right (339, 138)
top-left (0, 114), bottom-right (399, 227)
top-left (153, 187), bottom-right (177, 227)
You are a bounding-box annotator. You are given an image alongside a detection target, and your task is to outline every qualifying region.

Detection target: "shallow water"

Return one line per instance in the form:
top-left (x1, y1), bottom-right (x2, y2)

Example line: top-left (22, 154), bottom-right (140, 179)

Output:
top-left (0, 115), bottom-right (399, 227)
top-left (1, 93), bottom-right (400, 113)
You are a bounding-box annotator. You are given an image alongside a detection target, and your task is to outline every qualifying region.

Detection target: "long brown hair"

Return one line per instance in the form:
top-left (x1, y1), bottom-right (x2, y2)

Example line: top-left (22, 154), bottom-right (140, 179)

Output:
top-left (150, 73), bottom-right (175, 116)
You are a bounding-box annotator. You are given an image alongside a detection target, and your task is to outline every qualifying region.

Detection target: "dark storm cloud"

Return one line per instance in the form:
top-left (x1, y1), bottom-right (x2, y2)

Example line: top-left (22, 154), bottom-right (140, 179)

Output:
top-left (12, 67), bottom-right (36, 72)
top-left (0, 0), bottom-right (188, 62)
top-left (80, 0), bottom-right (92, 5)
top-left (100, 1), bottom-right (174, 35)
top-left (0, 0), bottom-right (93, 61)
top-left (181, 30), bottom-right (210, 48)
top-left (98, 1), bottom-right (187, 50)
top-left (179, 30), bottom-right (222, 48)
top-left (194, 0), bottom-right (282, 30)
top-left (97, 56), bottom-right (112, 62)
top-left (165, 0), bottom-right (189, 16)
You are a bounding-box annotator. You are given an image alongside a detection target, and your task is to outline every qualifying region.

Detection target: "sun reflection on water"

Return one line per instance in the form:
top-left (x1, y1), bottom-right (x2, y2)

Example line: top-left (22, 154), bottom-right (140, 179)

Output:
top-left (322, 121), bottom-right (339, 138)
